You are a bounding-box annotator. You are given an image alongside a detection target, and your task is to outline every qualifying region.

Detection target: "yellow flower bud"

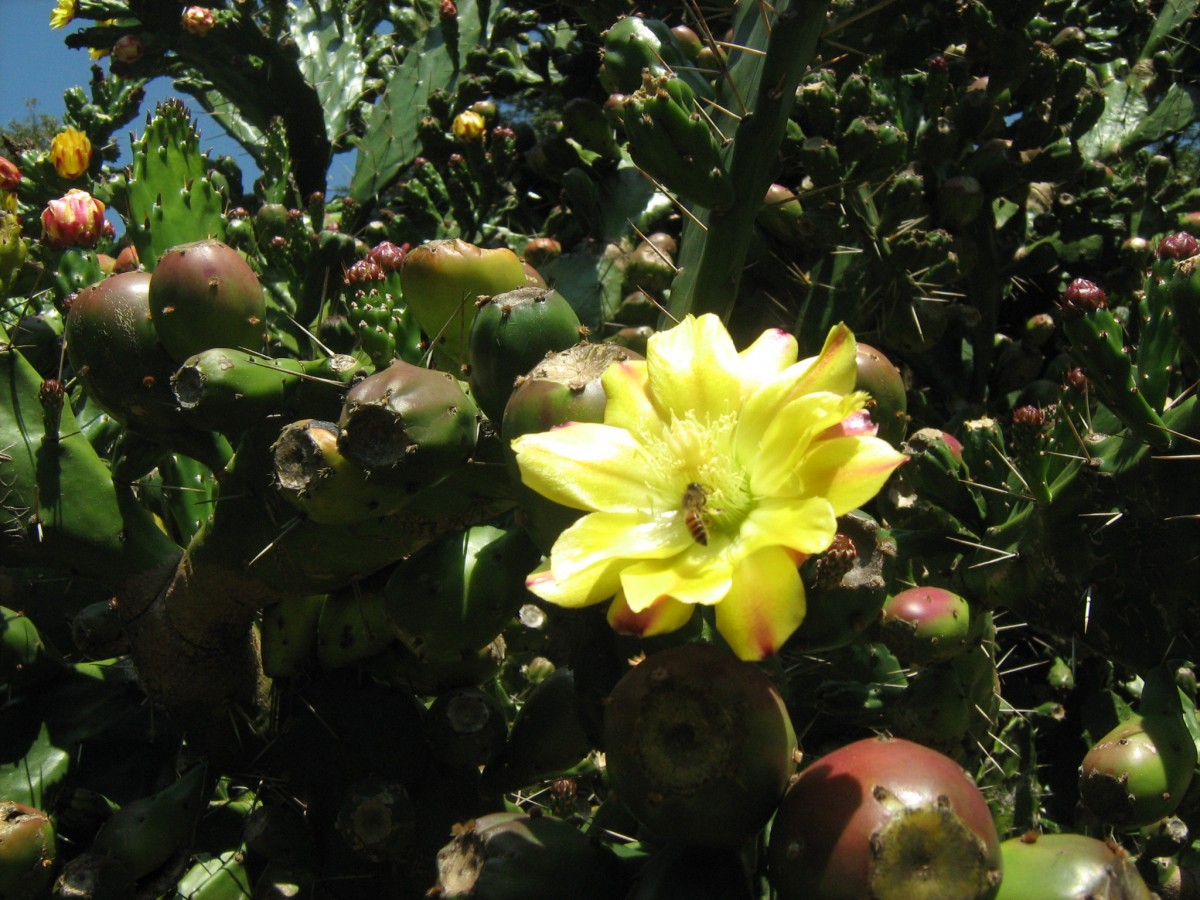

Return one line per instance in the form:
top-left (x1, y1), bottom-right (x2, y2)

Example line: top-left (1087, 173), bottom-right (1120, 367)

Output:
top-left (49, 127), bottom-right (92, 180)
top-left (181, 6), bottom-right (216, 36)
top-left (452, 110), bottom-right (487, 143)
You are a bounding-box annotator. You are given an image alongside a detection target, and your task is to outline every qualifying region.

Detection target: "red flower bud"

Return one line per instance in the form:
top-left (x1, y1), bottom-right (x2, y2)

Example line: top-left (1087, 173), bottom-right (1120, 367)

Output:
top-left (41, 189), bottom-right (107, 249)
top-left (1059, 277), bottom-right (1107, 319)
top-left (112, 34), bottom-right (145, 64)
top-left (0, 156), bottom-right (20, 191)
top-left (1156, 231), bottom-right (1200, 261)
top-left (181, 6), bottom-right (216, 36)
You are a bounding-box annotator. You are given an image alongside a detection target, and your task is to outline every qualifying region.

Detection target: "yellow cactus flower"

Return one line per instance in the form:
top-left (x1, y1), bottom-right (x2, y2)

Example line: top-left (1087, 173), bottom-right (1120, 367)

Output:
top-left (49, 127), bottom-right (92, 180)
top-left (49, 0), bottom-right (75, 29)
top-left (512, 314), bottom-right (906, 661)
top-left (452, 110), bottom-right (487, 143)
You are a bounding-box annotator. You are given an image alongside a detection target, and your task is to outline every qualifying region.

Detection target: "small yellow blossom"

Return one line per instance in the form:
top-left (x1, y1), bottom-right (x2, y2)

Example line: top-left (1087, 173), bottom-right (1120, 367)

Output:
top-left (452, 110), bottom-right (487, 143)
top-left (49, 127), bottom-right (92, 180)
top-left (49, 0), bottom-right (75, 29)
top-left (513, 314), bottom-right (906, 660)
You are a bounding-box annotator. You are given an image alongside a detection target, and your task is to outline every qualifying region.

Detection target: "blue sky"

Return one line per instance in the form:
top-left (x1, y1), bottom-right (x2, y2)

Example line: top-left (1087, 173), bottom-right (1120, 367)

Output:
top-left (0, 0), bottom-right (252, 168)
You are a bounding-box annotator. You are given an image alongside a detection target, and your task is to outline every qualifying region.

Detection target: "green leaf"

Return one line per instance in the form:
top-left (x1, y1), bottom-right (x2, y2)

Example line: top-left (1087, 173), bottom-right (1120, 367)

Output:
top-left (171, 849), bottom-right (254, 900)
top-left (0, 723), bottom-right (70, 809)
top-left (1124, 84), bottom-right (1200, 148)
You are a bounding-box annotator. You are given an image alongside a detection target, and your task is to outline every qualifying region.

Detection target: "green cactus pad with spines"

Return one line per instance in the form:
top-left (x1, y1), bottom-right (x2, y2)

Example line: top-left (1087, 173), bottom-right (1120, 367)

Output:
top-left (148, 239), bottom-right (267, 363)
top-left (467, 286), bottom-right (583, 425)
top-left (337, 359), bottom-right (480, 489)
top-left (123, 99), bottom-right (226, 269)
top-left (599, 16), bottom-right (709, 99)
top-left (385, 523), bottom-right (541, 663)
top-left (172, 349), bottom-right (363, 436)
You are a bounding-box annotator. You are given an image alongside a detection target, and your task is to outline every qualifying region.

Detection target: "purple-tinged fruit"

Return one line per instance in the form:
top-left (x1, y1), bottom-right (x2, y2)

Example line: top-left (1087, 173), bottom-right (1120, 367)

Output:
top-left (878, 586), bottom-right (974, 666)
top-left (0, 802), bottom-right (56, 900)
top-left (604, 643), bottom-right (797, 848)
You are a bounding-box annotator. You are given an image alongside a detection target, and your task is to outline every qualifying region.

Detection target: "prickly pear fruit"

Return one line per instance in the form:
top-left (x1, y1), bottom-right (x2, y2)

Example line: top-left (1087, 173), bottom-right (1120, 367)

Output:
top-left (993, 832), bottom-right (1154, 900)
top-left (877, 586), bottom-right (975, 667)
top-left (467, 286), bottom-right (583, 424)
top-left (317, 573), bottom-right (394, 669)
top-left (434, 812), bottom-right (626, 900)
top-left (423, 687), bottom-right (508, 771)
top-left (1078, 668), bottom-right (1197, 828)
top-left (65, 270), bottom-right (186, 433)
top-left (856, 343), bottom-right (908, 446)
top-left (604, 643), bottom-right (797, 848)
top-left (335, 777), bottom-right (415, 863)
top-left (400, 238), bottom-right (528, 369)
top-left (148, 239), bottom-right (266, 363)
top-left (69, 599), bottom-right (128, 660)
top-left (768, 736), bottom-right (1002, 900)
top-left (1, 606), bottom-right (56, 685)
top-left (273, 419), bottom-right (415, 524)
top-left (501, 342), bottom-right (640, 553)
top-left (0, 801), bottom-right (56, 900)
top-left (337, 359), bottom-right (480, 488)
top-left (91, 764), bottom-right (207, 883)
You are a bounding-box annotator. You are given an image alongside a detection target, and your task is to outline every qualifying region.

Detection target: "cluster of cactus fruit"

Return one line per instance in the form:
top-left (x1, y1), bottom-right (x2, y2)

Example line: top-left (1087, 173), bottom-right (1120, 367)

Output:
top-left (3, 0), bottom-right (1200, 897)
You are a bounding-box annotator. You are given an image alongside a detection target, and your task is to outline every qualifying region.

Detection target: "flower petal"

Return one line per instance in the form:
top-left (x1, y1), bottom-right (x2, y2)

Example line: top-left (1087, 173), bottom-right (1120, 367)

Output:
top-left (607, 590), bottom-right (696, 637)
top-left (797, 435), bottom-right (907, 515)
top-left (601, 358), bottom-right (660, 438)
top-left (744, 392), bottom-right (864, 495)
top-left (715, 546), bottom-right (806, 660)
top-left (791, 323), bottom-right (859, 397)
top-left (646, 314), bottom-right (741, 421)
top-left (513, 423), bottom-right (668, 512)
top-left (529, 510), bottom-right (693, 608)
top-left (620, 551), bottom-right (732, 612)
top-left (739, 495), bottom-right (838, 557)
top-left (736, 328), bottom-right (799, 397)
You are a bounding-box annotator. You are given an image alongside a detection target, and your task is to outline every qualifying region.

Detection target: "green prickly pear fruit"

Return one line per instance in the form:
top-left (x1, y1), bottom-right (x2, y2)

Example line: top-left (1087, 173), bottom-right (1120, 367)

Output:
top-left (1078, 668), bottom-right (1197, 829)
top-left (877, 586), bottom-right (975, 667)
top-left (604, 643), bottom-right (797, 848)
top-left (400, 238), bottom-right (528, 370)
top-left (259, 595), bottom-right (323, 679)
top-left (501, 342), bottom-right (640, 553)
top-left (0, 801), bottom-right (56, 900)
top-left (433, 812), bottom-right (626, 900)
top-left (768, 736), bottom-right (1002, 900)
top-left (788, 511), bottom-right (896, 653)
top-left (993, 832), bottom-right (1153, 900)
top-left (623, 238), bottom-right (676, 296)
top-left (855, 342), bottom-right (908, 447)
top-left (1, 606), bottom-right (57, 686)
top-left (91, 764), bottom-right (207, 883)
top-left (423, 687), bottom-right (509, 771)
top-left (467, 286), bottom-right (583, 424)
top-left (334, 777), bottom-right (415, 864)
top-left (65, 271), bottom-right (186, 434)
top-left (148, 239), bottom-right (266, 363)
top-left (173, 349), bottom-right (364, 436)
top-left (385, 524), bottom-right (542, 662)
top-left (337, 359), bottom-right (480, 488)
top-left (483, 667), bottom-right (593, 794)
top-left (272, 419), bottom-right (416, 524)
top-left (758, 184), bottom-right (807, 248)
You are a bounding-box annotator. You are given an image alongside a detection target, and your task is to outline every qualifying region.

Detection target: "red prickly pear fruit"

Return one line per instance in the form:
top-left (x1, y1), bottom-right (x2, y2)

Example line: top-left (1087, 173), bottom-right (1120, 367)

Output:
top-left (65, 270), bottom-right (187, 432)
top-left (148, 238), bottom-right (266, 362)
top-left (855, 342), bottom-right (907, 447)
top-left (993, 832), bottom-right (1154, 900)
top-left (877, 586), bottom-right (975, 667)
top-left (334, 777), bottom-right (415, 864)
top-left (768, 736), bottom-right (1002, 900)
top-left (604, 643), bottom-right (798, 848)
top-left (0, 801), bottom-right (56, 900)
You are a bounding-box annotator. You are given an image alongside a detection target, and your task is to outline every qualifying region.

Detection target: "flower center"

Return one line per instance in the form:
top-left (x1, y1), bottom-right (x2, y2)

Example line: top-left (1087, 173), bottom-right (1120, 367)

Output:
top-left (640, 411), bottom-right (752, 538)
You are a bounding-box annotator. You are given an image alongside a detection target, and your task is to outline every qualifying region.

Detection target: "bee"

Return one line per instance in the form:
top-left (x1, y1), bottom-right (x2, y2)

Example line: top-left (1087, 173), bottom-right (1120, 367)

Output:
top-left (681, 482), bottom-right (710, 546)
